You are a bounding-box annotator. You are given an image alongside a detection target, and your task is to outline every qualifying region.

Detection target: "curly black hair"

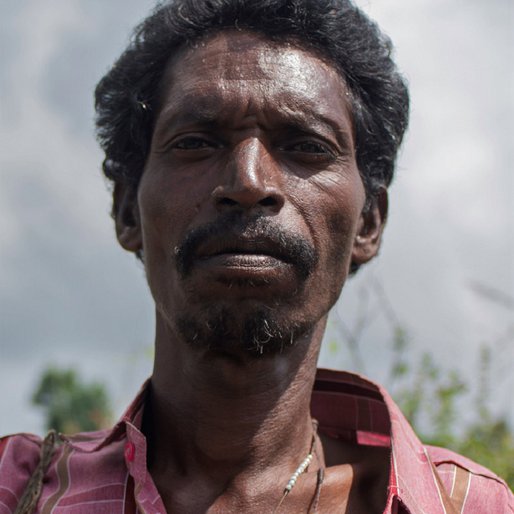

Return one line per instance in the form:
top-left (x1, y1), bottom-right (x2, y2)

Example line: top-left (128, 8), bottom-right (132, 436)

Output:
top-left (95, 0), bottom-right (409, 201)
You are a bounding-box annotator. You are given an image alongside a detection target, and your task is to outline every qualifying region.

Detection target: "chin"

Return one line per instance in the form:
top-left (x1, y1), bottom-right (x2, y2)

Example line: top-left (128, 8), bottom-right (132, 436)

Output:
top-left (175, 303), bottom-right (317, 358)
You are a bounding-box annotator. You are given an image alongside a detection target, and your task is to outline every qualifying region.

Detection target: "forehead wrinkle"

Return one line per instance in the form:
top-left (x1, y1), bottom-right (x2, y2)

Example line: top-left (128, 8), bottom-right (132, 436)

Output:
top-left (157, 83), bottom-right (353, 146)
top-left (180, 31), bottom-right (290, 81)
top-left (278, 99), bottom-right (353, 134)
top-left (156, 32), bottom-right (354, 137)
top-left (158, 29), bottom-right (352, 105)
top-left (161, 57), bottom-right (349, 118)
top-left (173, 31), bottom-right (341, 87)
top-left (157, 82), bottom-right (260, 130)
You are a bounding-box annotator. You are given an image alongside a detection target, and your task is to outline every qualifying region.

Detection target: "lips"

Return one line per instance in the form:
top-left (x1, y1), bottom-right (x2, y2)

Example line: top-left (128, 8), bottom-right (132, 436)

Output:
top-left (195, 236), bottom-right (291, 264)
top-left (175, 216), bottom-right (317, 280)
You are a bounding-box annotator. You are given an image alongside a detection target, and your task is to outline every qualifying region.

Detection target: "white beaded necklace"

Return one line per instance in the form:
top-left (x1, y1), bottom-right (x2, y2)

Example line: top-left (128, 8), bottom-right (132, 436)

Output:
top-left (272, 421), bottom-right (324, 514)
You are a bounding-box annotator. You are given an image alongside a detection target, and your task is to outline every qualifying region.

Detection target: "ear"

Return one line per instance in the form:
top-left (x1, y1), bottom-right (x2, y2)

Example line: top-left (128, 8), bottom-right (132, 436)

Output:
top-left (112, 183), bottom-right (143, 254)
top-left (351, 187), bottom-right (388, 267)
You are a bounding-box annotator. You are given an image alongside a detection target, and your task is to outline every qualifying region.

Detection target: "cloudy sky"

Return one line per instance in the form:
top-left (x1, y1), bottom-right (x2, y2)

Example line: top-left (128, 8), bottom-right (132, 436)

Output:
top-left (1, 0), bottom-right (512, 435)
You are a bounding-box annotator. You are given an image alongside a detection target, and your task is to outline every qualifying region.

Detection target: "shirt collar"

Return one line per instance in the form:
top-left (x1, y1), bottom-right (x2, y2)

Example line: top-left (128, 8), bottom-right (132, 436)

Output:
top-left (312, 368), bottom-right (453, 514)
top-left (61, 378), bottom-right (150, 452)
top-left (62, 370), bottom-right (451, 513)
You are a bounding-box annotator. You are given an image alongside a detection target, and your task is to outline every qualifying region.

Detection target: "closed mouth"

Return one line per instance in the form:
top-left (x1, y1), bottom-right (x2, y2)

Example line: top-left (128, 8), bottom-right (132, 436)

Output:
top-left (195, 238), bottom-right (291, 263)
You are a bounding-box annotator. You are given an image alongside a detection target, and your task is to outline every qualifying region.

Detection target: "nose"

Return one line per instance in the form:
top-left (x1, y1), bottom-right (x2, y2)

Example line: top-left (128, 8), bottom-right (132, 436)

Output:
top-left (212, 138), bottom-right (285, 214)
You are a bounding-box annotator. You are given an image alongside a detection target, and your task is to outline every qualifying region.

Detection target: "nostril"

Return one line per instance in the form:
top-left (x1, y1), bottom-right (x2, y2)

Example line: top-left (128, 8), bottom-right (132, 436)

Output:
top-left (212, 189), bottom-right (284, 211)
top-left (259, 196), bottom-right (277, 207)
top-left (218, 197), bottom-right (238, 206)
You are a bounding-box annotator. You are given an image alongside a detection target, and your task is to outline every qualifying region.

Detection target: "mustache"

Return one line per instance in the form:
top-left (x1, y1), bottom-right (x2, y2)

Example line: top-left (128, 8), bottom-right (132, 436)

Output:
top-left (175, 212), bottom-right (318, 280)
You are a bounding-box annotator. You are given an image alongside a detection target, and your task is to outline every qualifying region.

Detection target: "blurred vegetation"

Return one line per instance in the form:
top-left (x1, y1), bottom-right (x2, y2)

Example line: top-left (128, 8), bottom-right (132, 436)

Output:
top-left (387, 327), bottom-right (514, 488)
top-left (32, 367), bottom-right (112, 433)
top-left (331, 277), bottom-right (514, 489)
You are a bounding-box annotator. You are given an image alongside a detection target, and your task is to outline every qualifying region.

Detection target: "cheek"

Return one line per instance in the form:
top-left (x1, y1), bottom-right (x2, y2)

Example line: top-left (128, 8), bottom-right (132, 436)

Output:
top-left (136, 171), bottom-right (208, 311)
top-left (292, 172), bottom-right (364, 254)
top-left (325, 209), bottom-right (358, 267)
top-left (137, 170), bottom-right (204, 253)
top-left (318, 205), bottom-right (361, 305)
top-left (292, 173), bottom-right (365, 293)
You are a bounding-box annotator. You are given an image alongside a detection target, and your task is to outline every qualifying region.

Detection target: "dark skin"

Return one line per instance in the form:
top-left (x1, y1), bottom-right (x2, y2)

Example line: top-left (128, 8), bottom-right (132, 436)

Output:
top-left (116, 31), bottom-right (389, 513)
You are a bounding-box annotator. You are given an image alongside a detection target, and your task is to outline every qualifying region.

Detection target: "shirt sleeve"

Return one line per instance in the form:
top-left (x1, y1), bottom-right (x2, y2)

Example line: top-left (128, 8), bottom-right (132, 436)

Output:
top-left (427, 445), bottom-right (514, 514)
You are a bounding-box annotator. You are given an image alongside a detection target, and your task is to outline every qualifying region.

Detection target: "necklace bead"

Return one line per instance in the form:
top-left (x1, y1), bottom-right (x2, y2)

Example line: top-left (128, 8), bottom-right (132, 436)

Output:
top-left (272, 421), bottom-right (324, 514)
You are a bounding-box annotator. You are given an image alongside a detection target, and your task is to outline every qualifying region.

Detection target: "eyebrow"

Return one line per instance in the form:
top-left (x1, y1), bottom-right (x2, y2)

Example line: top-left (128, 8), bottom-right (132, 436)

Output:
top-left (156, 92), bottom-right (354, 149)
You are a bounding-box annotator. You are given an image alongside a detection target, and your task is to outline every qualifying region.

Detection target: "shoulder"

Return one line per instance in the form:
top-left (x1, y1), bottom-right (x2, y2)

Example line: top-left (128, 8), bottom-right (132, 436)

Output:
top-left (0, 432), bottom-right (42, 473)
top-left (426, 444), bottom-right (514, 513)
top-left (0, 433), bottom-right (43, 512)
top-left (1, 429), bottom-right (128, 513)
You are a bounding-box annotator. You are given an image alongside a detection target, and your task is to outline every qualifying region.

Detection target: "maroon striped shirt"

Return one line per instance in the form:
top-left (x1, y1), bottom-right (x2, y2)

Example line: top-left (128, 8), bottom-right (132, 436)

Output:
top-left (1, 369), bottom-right (512, 513)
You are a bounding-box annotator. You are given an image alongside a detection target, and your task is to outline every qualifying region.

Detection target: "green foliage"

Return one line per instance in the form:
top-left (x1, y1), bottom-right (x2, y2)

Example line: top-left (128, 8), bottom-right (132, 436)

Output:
top-left (457, 419), bottom-right (514, 486)
top-left (32, 367), bottom-right (112, 434)
top-left (388, 333), bottom-right (514, 489)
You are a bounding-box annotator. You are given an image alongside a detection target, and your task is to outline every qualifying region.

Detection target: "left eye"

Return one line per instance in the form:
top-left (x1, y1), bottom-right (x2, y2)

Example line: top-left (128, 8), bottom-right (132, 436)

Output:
top-left (279, 140), bottom-right (335, 162)
top-left (288, 141), bottom-right (330, 154)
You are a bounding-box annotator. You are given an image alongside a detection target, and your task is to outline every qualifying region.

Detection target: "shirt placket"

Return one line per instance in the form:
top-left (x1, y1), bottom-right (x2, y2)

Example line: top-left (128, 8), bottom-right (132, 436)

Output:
top-left (124, 422), bottom-right (168, 514)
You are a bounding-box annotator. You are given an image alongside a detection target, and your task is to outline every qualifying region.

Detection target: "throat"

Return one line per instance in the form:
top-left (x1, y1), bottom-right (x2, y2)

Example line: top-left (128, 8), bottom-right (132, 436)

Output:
top-left (144, 361), bottom-right (318, 472)
top-left (144, 314), bottom-right (329, 512)
top-left (144, 411), bottom-right (326, 514)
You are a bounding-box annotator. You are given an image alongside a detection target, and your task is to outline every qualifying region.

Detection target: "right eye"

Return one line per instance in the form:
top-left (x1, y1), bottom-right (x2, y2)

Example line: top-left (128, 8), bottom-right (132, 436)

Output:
top-left (172, 136), bottom-right (219, 150)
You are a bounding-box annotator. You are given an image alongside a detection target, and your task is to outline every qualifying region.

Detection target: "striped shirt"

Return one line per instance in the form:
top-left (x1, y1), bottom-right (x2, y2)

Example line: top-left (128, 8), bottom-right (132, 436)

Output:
top-left (1, 369), bottom-right (512, 513)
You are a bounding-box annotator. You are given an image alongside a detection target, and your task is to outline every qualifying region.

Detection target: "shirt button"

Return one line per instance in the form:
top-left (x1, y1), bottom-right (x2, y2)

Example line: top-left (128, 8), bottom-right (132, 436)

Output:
top-left (124, 441), bottom-right (136, 463)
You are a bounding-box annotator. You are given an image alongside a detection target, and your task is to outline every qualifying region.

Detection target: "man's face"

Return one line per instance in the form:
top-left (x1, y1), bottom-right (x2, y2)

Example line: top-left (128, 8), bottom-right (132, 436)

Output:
top-left (119, 31), bottom-right (384, 356)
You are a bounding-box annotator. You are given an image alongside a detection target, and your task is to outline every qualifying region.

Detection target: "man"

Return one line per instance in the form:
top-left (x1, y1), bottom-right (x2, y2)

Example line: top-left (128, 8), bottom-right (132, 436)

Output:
top-left (1, 1), bottom-right (512, 513)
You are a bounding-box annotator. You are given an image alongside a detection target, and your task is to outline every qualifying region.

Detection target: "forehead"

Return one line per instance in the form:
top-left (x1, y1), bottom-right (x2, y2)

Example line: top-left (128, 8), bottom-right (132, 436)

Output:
top-left (155, 31), bottom-right (353, 133)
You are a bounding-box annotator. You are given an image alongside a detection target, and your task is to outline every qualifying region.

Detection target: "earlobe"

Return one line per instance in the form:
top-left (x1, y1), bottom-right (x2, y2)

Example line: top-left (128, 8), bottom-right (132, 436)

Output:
top-left (113, 183), bottom-right (143, 253)
top-left (351, 187), bottom-right (388, 267)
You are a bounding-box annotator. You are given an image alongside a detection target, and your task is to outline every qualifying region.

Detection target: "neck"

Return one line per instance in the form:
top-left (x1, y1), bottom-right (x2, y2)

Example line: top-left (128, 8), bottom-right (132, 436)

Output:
top-left (145, 312), bottom-right (326, 486)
